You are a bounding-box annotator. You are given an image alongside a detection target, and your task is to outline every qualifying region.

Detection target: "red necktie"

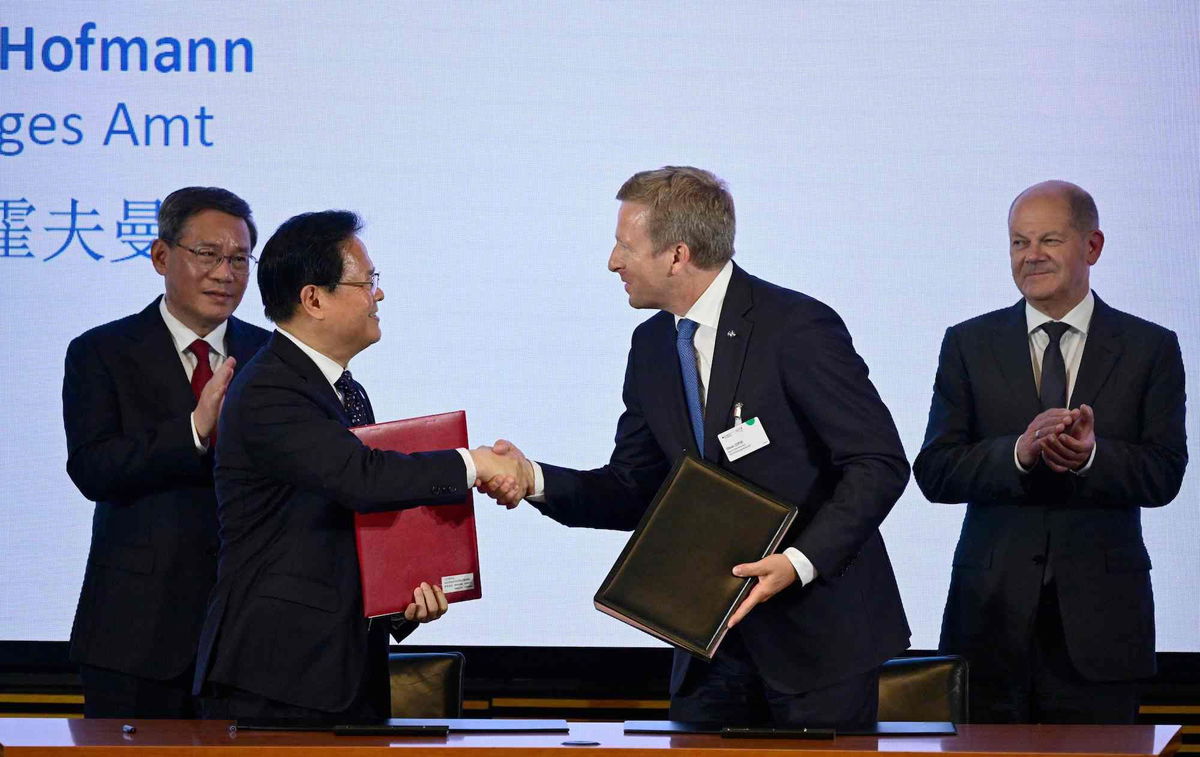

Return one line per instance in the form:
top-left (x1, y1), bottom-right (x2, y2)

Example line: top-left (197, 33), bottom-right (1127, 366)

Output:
top-left (189, 339), bottom-right (214, 401)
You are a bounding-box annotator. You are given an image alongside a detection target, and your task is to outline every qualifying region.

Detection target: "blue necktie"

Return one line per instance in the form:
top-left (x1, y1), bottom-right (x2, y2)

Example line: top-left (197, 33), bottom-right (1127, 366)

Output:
top-left (676, 319), bottom-right (705, 453)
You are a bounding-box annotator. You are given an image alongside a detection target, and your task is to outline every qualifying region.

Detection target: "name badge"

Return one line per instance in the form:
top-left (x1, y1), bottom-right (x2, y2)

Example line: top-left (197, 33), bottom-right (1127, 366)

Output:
top-left (718, 417), bottom-right (770, 462)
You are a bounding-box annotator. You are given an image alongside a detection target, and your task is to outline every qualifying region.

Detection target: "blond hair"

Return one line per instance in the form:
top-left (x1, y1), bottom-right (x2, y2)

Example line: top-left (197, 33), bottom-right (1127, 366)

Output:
top-left (616, 166), bottom-right (735, 269)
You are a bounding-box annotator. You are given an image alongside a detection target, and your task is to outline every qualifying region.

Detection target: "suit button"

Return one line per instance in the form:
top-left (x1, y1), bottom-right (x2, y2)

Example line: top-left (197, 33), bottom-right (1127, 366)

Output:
top-left (1032, 555), bottom-right (1046, 565)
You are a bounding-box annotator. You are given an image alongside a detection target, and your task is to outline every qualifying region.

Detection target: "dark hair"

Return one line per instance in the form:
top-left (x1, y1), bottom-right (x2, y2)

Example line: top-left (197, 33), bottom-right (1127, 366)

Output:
top-left (158, 186), bottom-right (257, 248)
top-left (258, 210), bottom-right (363, 323)
top-left (616, 166), bottom-right (735, 269)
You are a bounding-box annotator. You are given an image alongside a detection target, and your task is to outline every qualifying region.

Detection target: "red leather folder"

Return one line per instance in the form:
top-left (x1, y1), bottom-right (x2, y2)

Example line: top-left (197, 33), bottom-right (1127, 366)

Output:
top-left (351, 411), bottom-right (482, 617)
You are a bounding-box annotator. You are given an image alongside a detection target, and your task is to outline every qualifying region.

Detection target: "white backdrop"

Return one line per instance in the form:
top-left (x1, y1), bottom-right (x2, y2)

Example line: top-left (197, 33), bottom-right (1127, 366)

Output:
top-left (1, 1), bottom-right (1197, 651)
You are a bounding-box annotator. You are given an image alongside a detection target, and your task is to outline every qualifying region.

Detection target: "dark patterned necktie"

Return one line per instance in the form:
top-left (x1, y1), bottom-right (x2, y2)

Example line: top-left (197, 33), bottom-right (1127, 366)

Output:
top-left (335, 370), bottom-right (375, 427)
top-left (676, 319), bottom-right (705, 453)
top-left (1039, 321), bottom-right (1071, 410)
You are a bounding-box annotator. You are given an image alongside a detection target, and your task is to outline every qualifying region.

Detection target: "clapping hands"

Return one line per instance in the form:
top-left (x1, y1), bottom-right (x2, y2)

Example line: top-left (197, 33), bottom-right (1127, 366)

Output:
top-left (1017, 404), bottom-right (1096, 472)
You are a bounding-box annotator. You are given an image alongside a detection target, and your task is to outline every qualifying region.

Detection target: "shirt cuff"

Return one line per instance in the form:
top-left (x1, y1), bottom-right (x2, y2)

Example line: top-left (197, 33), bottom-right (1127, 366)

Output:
top-left (527, 460), bottom-right (547, 502)
top-left (456, 448), bottom-right (476, 488)
top-left (1070, 441), bottom-right (1098, 476)
top-left (783, 547), bottom-right (817, 586)
top-left (1014, 435), bottom-right (1032, 473)
top-left (190, 412), bottom-right (209, 454)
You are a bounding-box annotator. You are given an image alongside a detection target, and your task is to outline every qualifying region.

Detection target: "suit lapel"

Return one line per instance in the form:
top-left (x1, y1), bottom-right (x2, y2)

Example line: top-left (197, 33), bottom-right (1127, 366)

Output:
top-left (991, 299), bottom-right (1042, 419)
top-left (269, 331), bottom-right (350, 425)
top-left (226, 317), bottom-right (263, 363)
top-left (703, 266), bottom-right (754, 461)
top-left (1069, 294), bottom-right (1122, 409)
top-left (123, 298), bottom-right (196, 417)
top-left (643, 313), bottom-right (696, 455)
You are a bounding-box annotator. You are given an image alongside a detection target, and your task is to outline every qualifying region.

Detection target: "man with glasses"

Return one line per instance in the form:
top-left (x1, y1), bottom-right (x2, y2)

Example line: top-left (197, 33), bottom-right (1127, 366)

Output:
top-left (63, 187), bottom-right (270, 718)
top-left (192, 210), bottom-right (528, 721)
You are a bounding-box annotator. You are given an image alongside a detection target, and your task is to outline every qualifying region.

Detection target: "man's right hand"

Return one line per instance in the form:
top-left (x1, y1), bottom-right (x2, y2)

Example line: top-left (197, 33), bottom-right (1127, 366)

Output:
top-left (477, 439), bottom-right (534, 509)
top-left (470, 443), bottom-right (532, 506)
top-left (193, 356), bottom-right (237, 442)
top-left (1016, 408), bottom-right (1076, 469)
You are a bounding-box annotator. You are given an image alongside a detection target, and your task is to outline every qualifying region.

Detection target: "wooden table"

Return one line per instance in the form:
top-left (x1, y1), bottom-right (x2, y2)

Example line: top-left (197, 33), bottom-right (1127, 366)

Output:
top-left (0, 719), bottom-right (1183, 757)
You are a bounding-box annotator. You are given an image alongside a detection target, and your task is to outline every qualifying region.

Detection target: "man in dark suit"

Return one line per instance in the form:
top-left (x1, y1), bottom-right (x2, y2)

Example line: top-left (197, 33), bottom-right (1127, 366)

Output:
top-left (63, 187), bottom-right (270, 718)
top-left (484, 167), bottom-right (911, 726)
top-left (193, 210), bottom-right (528, 721)
top-left (913, 180), bottom-right (1187, 723)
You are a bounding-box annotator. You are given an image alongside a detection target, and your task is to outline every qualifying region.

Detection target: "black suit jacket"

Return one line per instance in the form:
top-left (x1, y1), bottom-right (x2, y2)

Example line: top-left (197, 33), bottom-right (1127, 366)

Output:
top-left (913, 294), bottom-right (1187, 681)
top-left (533, 265), bottom-right (911, 695)
top-left (192, 331), bottom-right (468, 712)
top-left (63, 297), bottom-right (269, 680)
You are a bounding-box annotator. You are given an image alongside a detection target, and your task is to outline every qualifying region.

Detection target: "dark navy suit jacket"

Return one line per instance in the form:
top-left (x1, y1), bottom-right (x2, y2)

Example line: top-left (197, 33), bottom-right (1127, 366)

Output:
top-left (913, 294), bottom-right (1187, 682)
top-left (192, 331), bottom-right (467, 713)
top-left (533, 265), bottom-right (912, 695)
top-left (63, 298), bottom-right (269, 680)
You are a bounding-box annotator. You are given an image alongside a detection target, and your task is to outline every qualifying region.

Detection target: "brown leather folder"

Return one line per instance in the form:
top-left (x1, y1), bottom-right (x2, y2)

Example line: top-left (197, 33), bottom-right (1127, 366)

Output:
top-left (593, 455), bottom-right (798, 660)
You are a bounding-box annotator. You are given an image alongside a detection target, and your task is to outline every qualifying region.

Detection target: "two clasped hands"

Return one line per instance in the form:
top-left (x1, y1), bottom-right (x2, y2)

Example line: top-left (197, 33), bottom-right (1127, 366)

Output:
top-left (1017, 403), bottom-right (1097, 472)
top-left (466, 440), bottom-right (797, 628)
top-left (468, 439), bottom-right (534, 507)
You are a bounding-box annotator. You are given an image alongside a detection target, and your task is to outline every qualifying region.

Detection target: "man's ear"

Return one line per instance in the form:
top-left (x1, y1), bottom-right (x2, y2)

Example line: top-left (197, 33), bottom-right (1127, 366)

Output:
top-left (297, 284), bottom-right (327, 320)
top-left (150, 239), bottom-right (171, 276)
top-left (1086, 229), bottom-right (1104, 266)
top-left (669, 242), bottom-right (693, 273)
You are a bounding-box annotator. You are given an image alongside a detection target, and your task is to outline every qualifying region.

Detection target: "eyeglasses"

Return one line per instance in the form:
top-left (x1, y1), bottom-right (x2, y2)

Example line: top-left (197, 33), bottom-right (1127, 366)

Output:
top-left (171, 241), bottom-right (256, 274)
top-left (337, 271), bottom-right (381, 295)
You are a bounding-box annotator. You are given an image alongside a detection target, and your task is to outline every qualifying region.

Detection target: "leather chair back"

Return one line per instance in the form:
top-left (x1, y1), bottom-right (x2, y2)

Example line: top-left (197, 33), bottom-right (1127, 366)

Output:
top-left (388, 652), bottom-right (465, 718)
top-left (878, 655), bottom-right (968, 723)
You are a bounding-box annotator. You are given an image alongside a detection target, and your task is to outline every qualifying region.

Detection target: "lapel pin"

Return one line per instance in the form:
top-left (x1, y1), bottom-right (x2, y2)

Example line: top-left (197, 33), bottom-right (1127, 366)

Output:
top-left (727, 330), bottom-right (737, 338)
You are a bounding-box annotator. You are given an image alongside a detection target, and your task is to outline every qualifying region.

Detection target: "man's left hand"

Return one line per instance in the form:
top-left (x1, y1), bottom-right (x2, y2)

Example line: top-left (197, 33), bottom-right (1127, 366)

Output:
top-left (727, 554), bottom-right (797, 628)
top-left (403, 582), bottom-right (448, 623)
top-left (1041, 403), bottom-right (1096, 473)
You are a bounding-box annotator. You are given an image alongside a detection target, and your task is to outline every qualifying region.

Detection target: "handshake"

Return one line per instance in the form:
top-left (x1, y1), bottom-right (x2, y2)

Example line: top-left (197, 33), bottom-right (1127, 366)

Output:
top-left (468, 440), bottom-right (534, 507)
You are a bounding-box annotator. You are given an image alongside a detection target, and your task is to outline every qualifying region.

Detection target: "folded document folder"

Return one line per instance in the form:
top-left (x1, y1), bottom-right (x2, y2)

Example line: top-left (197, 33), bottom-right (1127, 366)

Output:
top-left (351, 411), bottom-right (482, 617)
top-left (594, 455), bottom-right (797, 660)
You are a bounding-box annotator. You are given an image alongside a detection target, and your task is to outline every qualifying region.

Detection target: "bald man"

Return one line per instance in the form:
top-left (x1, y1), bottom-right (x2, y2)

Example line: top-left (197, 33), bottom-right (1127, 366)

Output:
top-left (913, 181), bottom-right (1187, 723)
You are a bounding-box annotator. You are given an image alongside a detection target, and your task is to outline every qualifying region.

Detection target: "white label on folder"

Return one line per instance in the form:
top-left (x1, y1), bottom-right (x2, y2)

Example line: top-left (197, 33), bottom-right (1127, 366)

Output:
top-left (441, 572), bottom-right (476, 594)
top-left (718, 417), bottom-right (770, 462)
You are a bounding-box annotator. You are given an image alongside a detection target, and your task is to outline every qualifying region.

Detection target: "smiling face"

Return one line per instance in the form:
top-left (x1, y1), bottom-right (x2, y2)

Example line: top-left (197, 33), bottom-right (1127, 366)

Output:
top-left (1008, 190), bottom-right (1102, 318)
top-left (152, 209), bottom-right (252, 336)
top-left (608, 201), bottom-right (676, 310)
top-left (326, 235), bottom-right (384, 360)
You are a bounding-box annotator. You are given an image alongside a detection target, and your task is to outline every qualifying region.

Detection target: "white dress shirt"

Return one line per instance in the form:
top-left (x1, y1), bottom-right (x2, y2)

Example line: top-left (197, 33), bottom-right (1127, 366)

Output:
top-left (529, 261), bottom-right (816, 585)
top-left (1013, 290), bottom-right (1097, 474)
top-left (159, 297), bottom-right (227, 453)
top-left (276, 328), bottom-right (477, 485)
